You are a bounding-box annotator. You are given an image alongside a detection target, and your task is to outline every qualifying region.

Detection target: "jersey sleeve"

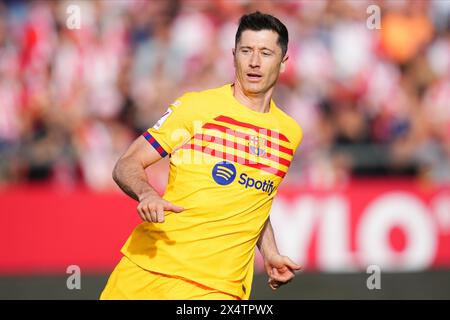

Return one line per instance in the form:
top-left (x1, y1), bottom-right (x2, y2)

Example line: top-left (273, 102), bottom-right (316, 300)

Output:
top-left (142, 92), bottom-right (199, 157)
top-left (293, 122), bottom-right (303, 152)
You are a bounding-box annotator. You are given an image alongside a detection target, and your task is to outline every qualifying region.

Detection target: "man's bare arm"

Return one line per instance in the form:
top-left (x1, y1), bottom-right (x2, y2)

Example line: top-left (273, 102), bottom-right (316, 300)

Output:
top-left (257, 217), bottom-right (279, 260)
top-left (257, 217), bottom-right (302, 290)
top-left (113, 136), bottom-right (160, 201)
top-left (113, 135), bottom-right (183, 222)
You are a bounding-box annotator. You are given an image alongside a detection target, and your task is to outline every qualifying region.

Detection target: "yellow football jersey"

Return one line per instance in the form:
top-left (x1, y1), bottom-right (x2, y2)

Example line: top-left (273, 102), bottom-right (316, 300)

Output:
top-left (120, 83), bottom-right (303, 299)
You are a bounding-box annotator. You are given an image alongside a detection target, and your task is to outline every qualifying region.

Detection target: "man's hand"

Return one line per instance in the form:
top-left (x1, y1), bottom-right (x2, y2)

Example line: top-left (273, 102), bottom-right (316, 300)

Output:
top-left (137, 192), bottom-right (184, 223)
top-left (264, 254), bottom-right (302, 290)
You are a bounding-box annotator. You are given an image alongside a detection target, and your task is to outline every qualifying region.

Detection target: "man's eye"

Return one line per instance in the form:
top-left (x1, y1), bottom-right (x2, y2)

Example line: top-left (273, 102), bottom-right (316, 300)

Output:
top-left (262, 51), bottom-right (272, 56)
top-left (241, 49), bottom-right (250, 54)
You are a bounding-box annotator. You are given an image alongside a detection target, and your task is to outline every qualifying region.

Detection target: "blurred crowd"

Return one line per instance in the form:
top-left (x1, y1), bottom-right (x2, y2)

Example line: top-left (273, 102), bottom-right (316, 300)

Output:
top-left (0, 0), bottom-right (449, 190)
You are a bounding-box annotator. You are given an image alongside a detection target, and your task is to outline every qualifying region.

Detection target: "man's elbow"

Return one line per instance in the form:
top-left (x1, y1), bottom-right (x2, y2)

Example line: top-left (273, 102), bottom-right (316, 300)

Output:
top-left (112, 159), bottom-right (122, 185)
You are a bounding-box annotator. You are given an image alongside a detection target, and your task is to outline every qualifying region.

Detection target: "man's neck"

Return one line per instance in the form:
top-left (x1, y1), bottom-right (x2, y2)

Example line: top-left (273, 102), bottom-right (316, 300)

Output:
top-left (232, 82), bottom-right (273, 113)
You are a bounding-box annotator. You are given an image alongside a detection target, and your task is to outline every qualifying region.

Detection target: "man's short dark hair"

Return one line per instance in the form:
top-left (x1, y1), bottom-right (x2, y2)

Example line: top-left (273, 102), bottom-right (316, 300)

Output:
top-left (235, 11), bottom-right (289, 57)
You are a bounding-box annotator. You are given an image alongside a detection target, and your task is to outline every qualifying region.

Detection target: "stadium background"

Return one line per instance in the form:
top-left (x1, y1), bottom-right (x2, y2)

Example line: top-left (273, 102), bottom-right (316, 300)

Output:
top-left (1, 0), bottom-right (450, 299)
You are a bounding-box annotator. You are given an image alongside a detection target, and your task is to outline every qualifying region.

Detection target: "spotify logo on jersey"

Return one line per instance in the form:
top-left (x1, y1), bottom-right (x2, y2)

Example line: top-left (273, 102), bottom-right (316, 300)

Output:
top-left (212, 161), bottom-right (237, 185)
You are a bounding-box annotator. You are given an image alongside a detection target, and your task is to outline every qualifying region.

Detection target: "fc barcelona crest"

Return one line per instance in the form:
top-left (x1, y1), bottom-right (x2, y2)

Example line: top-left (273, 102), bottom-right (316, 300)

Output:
top-left (248, 135), bottom-right (266, 156)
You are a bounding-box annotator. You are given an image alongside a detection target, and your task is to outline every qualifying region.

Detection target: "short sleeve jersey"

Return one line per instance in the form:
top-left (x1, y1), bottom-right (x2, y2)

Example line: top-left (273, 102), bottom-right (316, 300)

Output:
top-left (120, 84), bottom-right (303, 299)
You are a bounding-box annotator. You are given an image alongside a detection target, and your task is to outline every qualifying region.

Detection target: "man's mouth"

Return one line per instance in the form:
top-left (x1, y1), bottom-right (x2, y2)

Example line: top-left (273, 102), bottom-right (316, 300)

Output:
top-left (246, 73), bottom-right (262, 81)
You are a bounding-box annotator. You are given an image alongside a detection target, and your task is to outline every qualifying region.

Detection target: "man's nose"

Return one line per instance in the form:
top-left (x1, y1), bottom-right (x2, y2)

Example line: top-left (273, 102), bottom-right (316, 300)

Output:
top-left (249, 52), bottom-right (261, 68)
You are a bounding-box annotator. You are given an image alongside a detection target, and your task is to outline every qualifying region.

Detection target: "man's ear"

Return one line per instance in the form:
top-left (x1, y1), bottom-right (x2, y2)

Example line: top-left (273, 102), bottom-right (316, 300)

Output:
top-left (232, 48), bottom-right (236, 67)
top-left (280, 54), bottom-right (289, 73)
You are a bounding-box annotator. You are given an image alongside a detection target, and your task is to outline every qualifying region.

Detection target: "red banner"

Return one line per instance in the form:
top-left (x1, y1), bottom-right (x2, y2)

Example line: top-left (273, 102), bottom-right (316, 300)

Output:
top-left (1, 180), bottom-right (450, 274)
top-left (0, 184), bottom-right (140, 274)
top-left (256, 179), bottom-right (450, 272)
